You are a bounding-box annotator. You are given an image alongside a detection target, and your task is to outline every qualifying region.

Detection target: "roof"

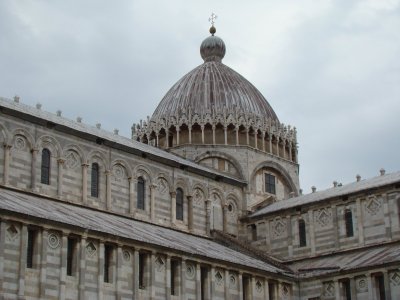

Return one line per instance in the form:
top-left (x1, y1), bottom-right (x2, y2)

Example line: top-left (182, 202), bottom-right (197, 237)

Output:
top-left (151, 33), bottom-right (278, 124)
top-left (0, 97), bottom-right (245, 187)
top-left (250, 171), bottom-right (400, 218)
top-left (290, 242), bottom-right (400, 278)
top-left (0, 187), bottom-right (290, 276)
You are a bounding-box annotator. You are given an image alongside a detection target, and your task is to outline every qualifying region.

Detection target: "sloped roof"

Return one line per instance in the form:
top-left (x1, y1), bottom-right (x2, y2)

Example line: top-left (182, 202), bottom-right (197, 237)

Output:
top-left (0, 187), bottom-right (290, 277)
top-left (0, 97), bottom-right (245, 186)
top-left (250, 171), bottom-right (400, 218)
top-left (290, 242), bottom-right (400, 278)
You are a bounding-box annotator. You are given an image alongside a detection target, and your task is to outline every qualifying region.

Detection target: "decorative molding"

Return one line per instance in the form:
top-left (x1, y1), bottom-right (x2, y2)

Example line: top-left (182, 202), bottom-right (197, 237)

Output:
top-left (365, 196), bottom-right (382, 215)
top-left (6, 225), bottom-right (18, 242)
top-left (356, 276), bottom-right (368, 292)
top-left (48, 232), bottom-right (60, 249)
top-left (86, 242), bottom-right (97, 257)
top-left (155, 256), bottom-right (165, 271)
top-left (186, 263), bottom-right (195, 280)
top-left (323, 281), bottom-right (334, 297)
top-left (123, 250), bottom-right (131, 262)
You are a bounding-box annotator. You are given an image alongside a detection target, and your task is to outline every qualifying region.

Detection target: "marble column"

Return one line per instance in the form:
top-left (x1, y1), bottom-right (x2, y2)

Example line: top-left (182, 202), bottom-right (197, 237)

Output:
top-left (82, 164), bottom-right (88, 204)
top-left (3, 144), bottom-right (12, 185)
top-left (57, 158), bottom-right (65, 198)
top-left (30, 147), bottom-right (38, 190)
top-left (105, 170), bottom-right (111, 210)
top-left (188, 195), bottom-right (194, 232)
top-left (59, 233), bottom-right (68, 300)
top-left (150, 184), bottom-right (157, 221)
top-left (129, 177), bottom-right (136, 215)
top-left (78, 236), bottom-right (87, 300)
top-left (166, 255), bottom-right (171, 300)
top-left (212, 125), bottom-right (216, 144)
top-left (224, 126), bottom-right (228, 145)
top-left (18, 224), bottom-right (28, 298)
top-left (170, 192), bottom-right (177, 224)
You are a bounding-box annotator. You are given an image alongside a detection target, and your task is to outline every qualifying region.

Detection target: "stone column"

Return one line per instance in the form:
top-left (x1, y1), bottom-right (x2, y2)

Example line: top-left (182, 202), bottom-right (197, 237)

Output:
top-left (150, 184), bottom-right (157, 221)
top-left (82, 164), bottom-right (88, 204)
top-left (189, 128), bottom-right (192, 144)
top-left (0, 222), bottom-right (6, 291)
top-left (156, 134), bottom-right (159, 147)
top-left (196, 263), bottom-right (201, 300)
top-left (78, 236), bottom-right (87, 300)
top-left (57, 158), bottom-right (65, 198)
top-left (30, 147), bottom-right (38, 190)
top-left (384, 271), bottom-right (392, 300)
top-left (59, 233), bottom-right (68, 300)
top-left (222, 204), bottom-right (228, 233)
top-left (150, 252), bottom-right (156, 299)
top-left (133, 249), bottom-right (139, 299)
top-left (251, 276), bottom-right (256, 299)
top-left (224, 126), bottom-right (228, 145)
top-left (246, 129), bottom-right (249, 145)
top-left (254, 131), bottom-right (258, 149)
top-left (287, 216), bottom-right (293, 258)
top-left (210, 265), bottom-right (215, 299)
top-left (289, 142), bottom-right (293, 161)
top-left (187, 195), bottom-right (194, 232)
top-left (116, 246), bottom-right (123, 300)
top-left (98, 241), bottom-right (104, 300)
top-left (264, 278), bottom-right (270, 300)
top-left (105, 170), bottom-right (111, 211)
top-left (166, 254), bottom-right (171, 300)
top-left (262, 132), bottom-right (266, 152)
top-left (277, 139), bottom-right (280, 157)
top-left (205, 199), bottom-right (212, 235)
top-left (235, 128), bottom-right (239, 145)
top-left (170, 191), bottom-right (177, 225)
top-left (269, 137), bottom-right (272, 154)
top-left (129, 177), bottom-right (136, 215)
top-left (356, 198), bottom-right (365, 245)
top-left (212, 125), bottom-right (216, 144)
top-left (331, 204), bottom-right (339, 250)
top-left (334, 279), bottom-right (340, 299)
top-left (238, 272), bottom-right (243, 300)
top-left (367, 273), bottom-right (374, 299)
top-left (176, 128), bottom-right (180, 146)
top-left (350, 277), bottom-right (357, 300)
top-left (383, 193), bottom-right (392, 240)
top-left (308, 210), bottom-right (316, 255)
top-left (3, 144), bottom-right (11, 185)
top-left (201, 125), bottom-right (205, 144)
top-left (18, 224), bottom-right (28, 298)
top-left (224, 269), bottom-right (230, 298)
top-left (181, 259), bottom-right (187, 299)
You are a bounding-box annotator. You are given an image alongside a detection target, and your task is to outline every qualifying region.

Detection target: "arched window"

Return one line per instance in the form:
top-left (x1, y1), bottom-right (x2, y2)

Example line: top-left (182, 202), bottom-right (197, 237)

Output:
top-left (137, 177), bottom-right (145, 210)
top-left (345, 209), bottom-right (354, 237)
top-left (41, 148), bottom-right (51, 184)
top-left (91, 163), bottom-right (99, 198)
top-left (176, 188), bottom-right (184, 221)
top-left (298, 219), bottom-right (306, 247)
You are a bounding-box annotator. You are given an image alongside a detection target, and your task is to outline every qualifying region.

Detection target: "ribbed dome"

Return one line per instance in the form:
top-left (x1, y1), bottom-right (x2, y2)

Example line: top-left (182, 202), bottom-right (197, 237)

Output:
top-left (152, 61), bottom-right (279, 123)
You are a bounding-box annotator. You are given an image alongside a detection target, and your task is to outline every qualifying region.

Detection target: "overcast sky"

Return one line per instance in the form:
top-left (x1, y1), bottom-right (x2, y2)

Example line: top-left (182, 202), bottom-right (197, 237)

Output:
top-left (1, 0), bottom-right (399, 193)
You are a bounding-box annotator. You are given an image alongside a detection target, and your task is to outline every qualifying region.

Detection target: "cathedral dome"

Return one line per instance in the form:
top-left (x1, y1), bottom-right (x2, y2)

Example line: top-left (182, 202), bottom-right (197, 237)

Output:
top-left (151, 29), bottom-right (279, 124)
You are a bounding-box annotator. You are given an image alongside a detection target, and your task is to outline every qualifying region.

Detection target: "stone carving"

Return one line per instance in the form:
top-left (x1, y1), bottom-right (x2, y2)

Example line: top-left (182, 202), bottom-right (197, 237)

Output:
top-left (113, 165), bottom-right (125, 180)
top-left (255, 280), bottom-right (263, 293)
top-left (65, 151), bottom-right (79, 169)
top-left (390, 271), bottom-right (400, 286)
top-left (281, 284), bottom-right (290, 299)
top-left (86, 242), bottom-right (97, 257)
top-left (229, 274), bottom-right (237, 288)
top-left (48, 232), bottom-right (60, 249)
top-left (155, 256), bottom-right (165, 271)
top-left (6, 225), bottom-right (18, 242)
top-left (316, 208), bottom-right (331, 227)
top-left (186, 263), bottom-right (195, 280)
top-left (157, 178), bottom-right (168, 195)
top-left (123, 250), bottom-right (131, 262)
top-left (212, 193), bottom-right (221, 204)
top-left (356, 276), bottom-right (368, 292)
top-left (14, 136), bottom-right (26, 151)
top-left (273, 218), bottom-right (286, 238)
top-left (215, 270), bottom-right (223, 286)
top-left (323, 281), bottom-right (335, 297)
top-left (366, 196), bottom-right (382, 215)
top-left (193, 188), bottom-right (204, 206)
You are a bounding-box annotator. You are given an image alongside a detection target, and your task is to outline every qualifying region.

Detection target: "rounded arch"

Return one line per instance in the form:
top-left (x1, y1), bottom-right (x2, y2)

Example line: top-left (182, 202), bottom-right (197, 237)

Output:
top-left (134, 164), bottom-right (153, 183)
top-left (111, 158), bottom-right (132, 178)
top-left (11, 128), bottom-right (34, 149)
top-left (250, 161), bottom-right (298, 196)
top-left (209, 187), bottom-right (224, 204)
top-left (0, 123), bottom-right (10, 144)
top-left (191, 182), bottom-right (208, 199)
top-left (35, 135), bottom-right (62, 157)
top-left (86, 150), bottom-right (108, 168)
top-left (194, 151), bottom-right (245, 180)
top-left (174, 177), bottom-right (189, 195)
top-left (63, 144), bottom-right (86, 162)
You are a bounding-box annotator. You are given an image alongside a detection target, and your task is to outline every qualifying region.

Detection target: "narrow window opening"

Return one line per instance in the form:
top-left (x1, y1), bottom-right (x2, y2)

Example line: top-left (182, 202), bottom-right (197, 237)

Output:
top-left (104, 244), bottom-right (113, 283)
top-left (341, 279), bottom-right (351, 300)
top-left (139, 253), bottom-right (146, 289)
top-left (66, 237), bottom-right (76, 276)
top-left (176, 188), bottom-right (184, 221)
top-left (345, 209), bottom-right (354, 237)
top-left (375, 274), bottom-right (386, 300)
top-left (250, 224), bottom-right (257, 241)
top-left (269, 282), bottom-right (277, 300)
top-left (200, 266), bottom-right (208, 300)
top-left (168, 135), bottom-right (173, 147)
top-left (91, 163), bottom-right (99, 198)
top-left (27, 229), bottom-right (37, 268)
top-left (265, 173), bottom-right (276, 194)
top-left (299, 219), bottom-right (307, 247)
top-left (242, 276), bottom-right (251, 300)
top-left (137, 177), bottom-right (145, 210)
top-left (41, 148), bottom-right (51, 184)
top-left (171, 260), bottom-right (179, 295)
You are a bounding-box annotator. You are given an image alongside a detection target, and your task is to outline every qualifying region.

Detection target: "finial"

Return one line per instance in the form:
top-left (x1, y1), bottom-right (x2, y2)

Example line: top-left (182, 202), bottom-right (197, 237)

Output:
top-left (208, 13), bottom-right (217, 35)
